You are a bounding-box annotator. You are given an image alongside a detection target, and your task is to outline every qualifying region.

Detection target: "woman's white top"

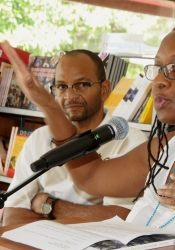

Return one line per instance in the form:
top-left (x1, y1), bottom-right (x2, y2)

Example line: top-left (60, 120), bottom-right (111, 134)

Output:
top-left (126, 136), bottom-right (175, 231)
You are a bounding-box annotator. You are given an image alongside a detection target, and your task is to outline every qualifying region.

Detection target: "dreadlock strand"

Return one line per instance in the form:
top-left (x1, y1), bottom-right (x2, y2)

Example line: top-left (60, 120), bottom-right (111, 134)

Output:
top-left (133, 116), bottom-right (169, 202)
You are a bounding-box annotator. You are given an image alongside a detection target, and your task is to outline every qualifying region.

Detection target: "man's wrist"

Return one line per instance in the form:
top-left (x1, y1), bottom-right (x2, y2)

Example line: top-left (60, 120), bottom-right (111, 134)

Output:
top-left (41, 195), bottom-right (58, 220)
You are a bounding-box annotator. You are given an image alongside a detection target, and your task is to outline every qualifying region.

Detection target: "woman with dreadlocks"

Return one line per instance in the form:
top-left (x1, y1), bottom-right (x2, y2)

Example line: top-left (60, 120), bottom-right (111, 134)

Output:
top-left (63, 30), bottom-right (175, 231)
top-left (1, 31), bottom-right (175, 230)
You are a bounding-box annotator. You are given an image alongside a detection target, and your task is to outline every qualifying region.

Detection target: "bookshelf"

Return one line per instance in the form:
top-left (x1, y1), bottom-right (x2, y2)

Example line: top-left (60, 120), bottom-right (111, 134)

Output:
top-left (0, 175), bottom-right (12, 184)
top-left (0, 107), bottom-right (45, 189)
top-left (0, 107), bottom-right (44, 118)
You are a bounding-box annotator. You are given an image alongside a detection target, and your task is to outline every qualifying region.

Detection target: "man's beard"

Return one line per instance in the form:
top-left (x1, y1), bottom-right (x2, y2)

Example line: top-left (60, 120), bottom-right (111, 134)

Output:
top-left (64, 100), bottom-right (102, 122)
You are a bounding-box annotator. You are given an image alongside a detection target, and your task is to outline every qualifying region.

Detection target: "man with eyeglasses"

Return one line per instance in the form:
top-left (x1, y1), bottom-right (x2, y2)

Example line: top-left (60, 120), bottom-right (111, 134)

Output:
top-left (3, 49), bottom-right (148, 226)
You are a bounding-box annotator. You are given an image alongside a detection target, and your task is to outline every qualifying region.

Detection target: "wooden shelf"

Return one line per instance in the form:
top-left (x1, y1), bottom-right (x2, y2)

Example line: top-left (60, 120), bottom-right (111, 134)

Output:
top-left (0, 107), bottom-right (45, 118)
top-left (0, 175), bottom-right (12, 191)
top-left (68, 0), bottom-right (175, 18)
top-left (0, 175), bottom-right (12, 184)
top-left (0, 107), bottom-right (151, 132)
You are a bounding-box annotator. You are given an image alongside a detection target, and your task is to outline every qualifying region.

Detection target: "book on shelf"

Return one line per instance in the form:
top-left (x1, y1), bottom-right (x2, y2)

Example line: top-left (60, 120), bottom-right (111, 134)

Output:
top-left (0, 136), bottom-right (10, 176)
top-left (2, 216), bottom-right (175, 250)
top-left (112, 58), bottom-right (124, 89)
top-left (105, 76), bottom-right (134, 115)
top-left (131, 89), bottom-right (152, 123)
top-left (111, 57), bottom-right (125, 92)
top-left (139, 93), bottom-right (153, 124)
top-left (3, 127), bottom-right (18, 177)
top-left (0, 43), bottom-right (30, 67)
top-left (1, 68), bottom-right (14, 107)
top-left (0, 62), bottom-right (12, 74)
top-left (0, 67), bottom-right (9, 106)
top-left (21, 54), bottom-right (60, 111)
top-left (4, 127), bottom-right (34, 178)
top-left (4, 71), bottom-right (25, 109)
top-left (0, 62), bottom-right (13, 106)
top-left (112, 74), bottom-right (143, 118)
top-left (29, 55), bottom-right (59, 88)
top-left (123, 60), bottom-right (129, 77)
top-left (109, 56), bottom-right (120, 90)
top-left (105, 54), bottom-right (115, 80)
top-left (0, 53), bottom-right (61, 111)
top-left (119, 76), bottom-right (152, 121)
top-left (108, 55), bottom-right (129, 92)
top-left (116, 59), bottom-right (129, 85)
top-left (103, 54), bottom-right (129, 93)
top-left (98, 52), bottom-right (109, 69)
top-left (105, 76), bottom-right (126, 113)
top-left (0, 207), bottom-right (3, 223)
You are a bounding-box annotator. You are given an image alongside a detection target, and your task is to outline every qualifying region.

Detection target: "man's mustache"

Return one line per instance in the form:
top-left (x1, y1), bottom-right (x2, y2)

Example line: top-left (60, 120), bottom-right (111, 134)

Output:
top-left (64, 101), bottom-right (85, 108)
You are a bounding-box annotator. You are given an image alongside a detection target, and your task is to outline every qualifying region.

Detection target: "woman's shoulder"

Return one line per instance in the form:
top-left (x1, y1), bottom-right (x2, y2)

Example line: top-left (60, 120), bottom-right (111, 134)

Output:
top-left (166, 131), bottom-right (175, 140)
top-left (151, 131), bottom-right (175, 147)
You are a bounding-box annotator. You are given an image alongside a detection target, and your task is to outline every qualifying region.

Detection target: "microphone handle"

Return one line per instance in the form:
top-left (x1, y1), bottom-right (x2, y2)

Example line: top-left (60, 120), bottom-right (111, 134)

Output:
top-left (31, 126), bottom-right (115, 172)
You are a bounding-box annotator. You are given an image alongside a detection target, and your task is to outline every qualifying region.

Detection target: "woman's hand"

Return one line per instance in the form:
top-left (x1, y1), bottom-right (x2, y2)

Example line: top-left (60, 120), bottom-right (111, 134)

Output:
top-left (157, 178), bottom-right (175, 207)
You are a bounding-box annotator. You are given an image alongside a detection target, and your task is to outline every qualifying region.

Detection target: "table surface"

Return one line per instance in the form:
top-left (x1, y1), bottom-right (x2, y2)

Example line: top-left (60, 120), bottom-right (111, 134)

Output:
top-left (0, 217), bottom-right (175, 250)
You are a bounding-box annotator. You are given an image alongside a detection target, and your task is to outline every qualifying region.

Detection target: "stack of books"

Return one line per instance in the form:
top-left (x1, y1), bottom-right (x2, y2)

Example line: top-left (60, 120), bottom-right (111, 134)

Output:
top-left (0, 127), bottom-right (34, 178)
top-left (0, 54), bottom-right (61, 111)
top-left (105, 75), bottom-right (153, 124)
top-left (103, 54), bottom-right (129, 92)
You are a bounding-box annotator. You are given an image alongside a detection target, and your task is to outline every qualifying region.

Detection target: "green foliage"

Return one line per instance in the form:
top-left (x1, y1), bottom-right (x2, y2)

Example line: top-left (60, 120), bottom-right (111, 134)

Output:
top-left (0, 0), bottom-right (35, 33)
top-left (126, 63), bottom-right (144, 79)
top-left (0, 0), bottom-right (174, 76)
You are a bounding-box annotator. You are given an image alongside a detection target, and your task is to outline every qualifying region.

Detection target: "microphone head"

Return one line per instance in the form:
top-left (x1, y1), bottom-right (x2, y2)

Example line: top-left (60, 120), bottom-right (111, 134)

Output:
top-left (108, 116), bottom-right (129, 140)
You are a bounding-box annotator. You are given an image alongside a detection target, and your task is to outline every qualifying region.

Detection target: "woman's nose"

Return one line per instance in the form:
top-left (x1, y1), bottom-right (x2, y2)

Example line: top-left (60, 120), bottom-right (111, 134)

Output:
top-left (152, 70), bottom-right (170, 89)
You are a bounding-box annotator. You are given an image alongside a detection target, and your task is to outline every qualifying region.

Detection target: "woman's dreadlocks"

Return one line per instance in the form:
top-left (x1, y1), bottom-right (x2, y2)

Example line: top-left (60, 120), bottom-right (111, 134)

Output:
top-left (133, 115), bottom-right (169, 202)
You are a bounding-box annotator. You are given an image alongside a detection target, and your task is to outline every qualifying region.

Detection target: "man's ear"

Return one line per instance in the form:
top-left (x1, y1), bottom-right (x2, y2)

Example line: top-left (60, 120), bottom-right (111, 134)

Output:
top-left (101, 80), bottom-right (111, 101)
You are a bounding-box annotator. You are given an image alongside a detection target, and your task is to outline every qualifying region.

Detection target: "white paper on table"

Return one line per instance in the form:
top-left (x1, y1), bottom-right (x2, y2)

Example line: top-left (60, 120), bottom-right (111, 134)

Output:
top-left (2, 220), bottom-right (107, 250)
top-left (2, 216), bottom-right (174, 250)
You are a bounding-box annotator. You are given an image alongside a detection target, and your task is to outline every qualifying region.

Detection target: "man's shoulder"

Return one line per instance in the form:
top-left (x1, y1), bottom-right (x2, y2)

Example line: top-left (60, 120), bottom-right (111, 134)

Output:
top-left (30, 125), bottom-right (50, 138)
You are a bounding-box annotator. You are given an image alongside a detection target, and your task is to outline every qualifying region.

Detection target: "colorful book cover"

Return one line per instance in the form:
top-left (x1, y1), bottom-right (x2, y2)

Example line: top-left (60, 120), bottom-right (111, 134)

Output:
top-left (1, 68), bottom-right (14, 107)
top-left (0, 43), bottom-right (30, 67)
top-left (6, 127), bottom-right (34, 178)
top-left (3, 127), bottom-right (17, 177)
top-left (112, 74), bottom-right (143, 118)
top-left (123, 77), bottom-right (152, 121)
top-left (5, 72), bottom-right (25, 109)
top-left (0, 136), bottom-right (10, 175)
top-left (139, 94), bottom-right (153, 124)
top-left (106, 77), bottom-right (134, 115)
top-left (0, 67), bottom-right (9, 106)
top-left (21, 54), bottom-right (62, 111)
top-left (131, 90), bottom-right (151, 123)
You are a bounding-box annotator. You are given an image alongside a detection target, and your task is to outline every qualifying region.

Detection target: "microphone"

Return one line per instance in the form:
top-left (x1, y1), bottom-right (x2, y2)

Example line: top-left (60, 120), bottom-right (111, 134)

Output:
top-left (31, 116), bottom-right (129, 172)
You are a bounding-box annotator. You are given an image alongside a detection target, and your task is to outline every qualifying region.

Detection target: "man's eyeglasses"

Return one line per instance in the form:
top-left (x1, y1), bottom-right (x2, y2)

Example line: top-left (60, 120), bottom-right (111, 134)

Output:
top-left (55, 80), bottom-right (104, 97)
top-left (144, 63), bottom-right (175, 81)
